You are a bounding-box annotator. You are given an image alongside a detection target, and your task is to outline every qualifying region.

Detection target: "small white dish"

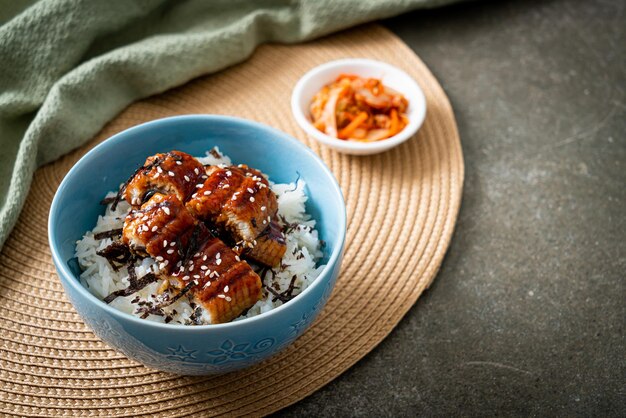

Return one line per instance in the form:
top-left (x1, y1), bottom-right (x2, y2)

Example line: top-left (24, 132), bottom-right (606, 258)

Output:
top-left (291, 58), bottom-right (427, 155)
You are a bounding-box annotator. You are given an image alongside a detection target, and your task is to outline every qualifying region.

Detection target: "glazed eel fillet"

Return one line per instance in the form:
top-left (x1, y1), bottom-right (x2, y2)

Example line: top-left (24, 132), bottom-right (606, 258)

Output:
top-left (122, 193), bottom-right (262, 324)
top-left (186, 164), bottom-right (286, 266)
top-left (122, 150), bottom-right (206, 207)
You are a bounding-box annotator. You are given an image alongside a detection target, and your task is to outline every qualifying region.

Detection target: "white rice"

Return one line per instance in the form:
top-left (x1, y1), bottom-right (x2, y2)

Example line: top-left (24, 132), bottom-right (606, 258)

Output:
top-left (75, 148), bottom-right (324, 325)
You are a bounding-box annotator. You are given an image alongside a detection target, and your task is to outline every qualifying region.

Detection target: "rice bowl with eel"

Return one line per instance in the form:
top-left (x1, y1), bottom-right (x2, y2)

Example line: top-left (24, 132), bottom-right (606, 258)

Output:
top-left (75, 148), bottom-right (325, 325)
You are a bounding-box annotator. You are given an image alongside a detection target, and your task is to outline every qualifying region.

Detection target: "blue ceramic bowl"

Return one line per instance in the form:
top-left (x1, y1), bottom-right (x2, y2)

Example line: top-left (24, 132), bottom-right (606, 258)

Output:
top-left (48, 115), bottom-right (346, 375)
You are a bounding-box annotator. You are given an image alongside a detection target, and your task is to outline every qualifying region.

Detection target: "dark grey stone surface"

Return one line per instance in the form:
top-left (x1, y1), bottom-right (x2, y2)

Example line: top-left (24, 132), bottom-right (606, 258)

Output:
top-left (276, 0), bottom-right (625, 416)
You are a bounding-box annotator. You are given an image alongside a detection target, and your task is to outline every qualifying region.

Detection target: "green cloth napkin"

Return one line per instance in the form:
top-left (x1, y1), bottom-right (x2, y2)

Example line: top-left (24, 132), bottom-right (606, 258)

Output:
top-left (0, 0), bottom-right (456, 250)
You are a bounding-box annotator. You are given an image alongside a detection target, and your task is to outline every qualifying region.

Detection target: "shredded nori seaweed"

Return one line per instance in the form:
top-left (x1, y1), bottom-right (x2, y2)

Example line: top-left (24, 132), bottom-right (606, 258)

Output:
top-left (141, 189), bottom-right (160, 204)
top-left (96, 242), bottom-right (132, 271)
top-left (259, 267), bottom-right (298, 303)
top-left (180, 224), bottom-right (205, 266)
top-left (127, 264), bottom-right (138, 287)
top-left (93, 228), bottom-right (123, 240)
top-left (155, 281), bottom-right (196, 308)
top-left (279, 215), bottom-right (299, 235)
top-left (209, 147), bottom-right (222, 159)
top-left (187, 305), bottom-right (204, 325)
top-left (283, 275), bottom-right (299, 299)
top-left (103, 272), bottom-right (158, 303)
top-left (264, 284), bottom-right (290, 303)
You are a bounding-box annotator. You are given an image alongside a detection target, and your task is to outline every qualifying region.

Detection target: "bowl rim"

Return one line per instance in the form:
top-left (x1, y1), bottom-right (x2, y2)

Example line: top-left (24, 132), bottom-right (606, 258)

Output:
top-left (48, 114), bottom-right (347, 331)
top-left (290, 58), bottom-right (427, 153)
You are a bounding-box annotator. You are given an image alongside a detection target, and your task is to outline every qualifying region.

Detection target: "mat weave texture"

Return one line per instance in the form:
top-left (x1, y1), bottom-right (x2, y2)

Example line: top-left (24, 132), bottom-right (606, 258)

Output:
top-left (0, 25), bottom-right (464, 416)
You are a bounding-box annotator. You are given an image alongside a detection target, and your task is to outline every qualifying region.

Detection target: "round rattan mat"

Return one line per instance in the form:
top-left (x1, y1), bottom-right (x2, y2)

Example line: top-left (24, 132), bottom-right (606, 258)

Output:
top-left (0, 25), bottom-right (463, 417)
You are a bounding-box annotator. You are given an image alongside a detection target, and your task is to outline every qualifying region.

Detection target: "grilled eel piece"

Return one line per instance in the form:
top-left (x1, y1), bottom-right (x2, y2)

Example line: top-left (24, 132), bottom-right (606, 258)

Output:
top-left (122, 192), bottom-right (262, 323)
top-left (243, 218), bottom-right (286, 267)
top-left (186, 164), bottom-right (286, 265)
top-left (122, 193), bottom-right (197, 274)
top-left (186, 165), bottom-right (278, 241)
top-left (172, 235), bottom-right (262, 324)
top-left (123, 150), bottom-right (205, 207)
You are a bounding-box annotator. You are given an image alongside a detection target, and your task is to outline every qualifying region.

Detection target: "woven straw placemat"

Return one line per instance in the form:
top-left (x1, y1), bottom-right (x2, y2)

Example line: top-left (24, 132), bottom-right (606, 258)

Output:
top-left (0, 25), bottom-right (463, 417)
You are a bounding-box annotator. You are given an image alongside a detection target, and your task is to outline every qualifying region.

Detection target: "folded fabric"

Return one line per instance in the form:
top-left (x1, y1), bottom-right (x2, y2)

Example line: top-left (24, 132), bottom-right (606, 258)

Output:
top-left (0, 0), bottom-right (458, 249)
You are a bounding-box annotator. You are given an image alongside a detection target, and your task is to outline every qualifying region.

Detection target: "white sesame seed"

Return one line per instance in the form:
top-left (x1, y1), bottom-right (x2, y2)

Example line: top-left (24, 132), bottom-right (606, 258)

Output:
top-left (253, 240), bottom-right (257, 246)
top-left (153, 172), bottom-right (160, 179)
top-left (224, 285), bottom-right (229, 292)
top-left (202, 255), bottom-right (207, 261)
top-left (151, 225), bottom-right (158, 232)
top-left (189, 265), bottom-right (194, 271)
top-left (249, 197), bottom-right (255, 202)
top-left (223, 184), bottom-right (230, 189)
top-left (263, 220), bottom-right (267, 225)
top-left (203, 191), bottom-right (211, 196)
top-left (203, 281), bottom-right (211, 289)
top-left (163, 260), bottom-right (169, 266)
top-left (216, 252), bottom-right (221, 259)
top-left (216, 259), bottom-right (222, 265)
top-left (156, 256), bottom-right (164, 261)
top-left (225, 296), bottom-right (232, 302)
top-left (194, 168), bottom-right (199, 175)
top-left (183, 175), bottom-right (189, 182)
top-left (182, 275), bottom-right (190, 281)
top-left (170, 241), bottom-right (175, 247)
top-left (235, 255), bottom-right (240, 261)
top-left (261, 206), bottom-right (266, 212)
top-left (192, 193), bottom-right (197, 198)
top-left (167, 249), bottom-right (174, 254)
top-left (196, 183), bottom-right (203, 188)
top-left (202, 175), bottom-right (208, 179)
top-left (163, 207), bottom-right (170, 215)
top-left (141, 215), bottom-right (149, 221)
top-left (201, 265), bottom-right (208, 270)
top-left (142, 225), bottom-right (149, 231)
top-left (247, 188), bottom-right (254, 193)
top-left (226, 171), bottom-right (232, 176)
top-left (218, 294), bottom-right (225, 299)
top-left (267, 216), bottom-right (271, 221)
top-left (176, 160), bottom-right (182, 165)
top-left (194, 274), bottom-right (200, 279)
top-left (157, 166), bottom-right (163, 173)
top-left (159, 262), bottom-right (166, 270)
top-left (168, 171), bottom-right (175, 177)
